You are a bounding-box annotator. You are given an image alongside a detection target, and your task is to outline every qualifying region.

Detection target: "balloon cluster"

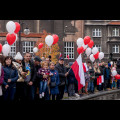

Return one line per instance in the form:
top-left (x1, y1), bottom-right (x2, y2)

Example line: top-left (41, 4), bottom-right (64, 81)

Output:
top-left (33, 34), bottom-right (59, 53)
top-left (0, 21), bottom-right (21, 56)
top-left (76, 36), bottom-right (104, 62)
top-left (112, 70), bottom-right (120, 80)
top-left (6, 21), bottom-right (20, 45)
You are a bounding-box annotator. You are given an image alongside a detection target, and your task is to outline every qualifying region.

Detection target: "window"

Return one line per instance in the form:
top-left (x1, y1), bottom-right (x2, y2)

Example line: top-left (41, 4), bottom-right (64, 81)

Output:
top-left (112, 45), bottom-right (119, 53)
top-left (64, 42), bottom-right (74, 59)
top-left (92, 28), bottom-right (102, 37)
top-left (23, 41), bottom-right (34, 53)
top-left (5, 41), bottom-right (16, 57)
top-left (94, 45), bottom-right (101, 52)
top-left (112, 28), bottom-right (119, 36)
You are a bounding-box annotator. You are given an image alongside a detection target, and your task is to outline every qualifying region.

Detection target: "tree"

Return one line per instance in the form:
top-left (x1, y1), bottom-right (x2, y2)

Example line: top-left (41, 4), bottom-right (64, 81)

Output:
top-left (35, 30), bottom-right (60, 64)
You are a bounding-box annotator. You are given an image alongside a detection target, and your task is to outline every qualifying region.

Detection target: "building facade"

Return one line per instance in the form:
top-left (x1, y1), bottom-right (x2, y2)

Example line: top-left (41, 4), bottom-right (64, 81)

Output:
top-left (84, 20), bottom-right (120, 62)
top-left (0, 20), bottom-right (84, 62)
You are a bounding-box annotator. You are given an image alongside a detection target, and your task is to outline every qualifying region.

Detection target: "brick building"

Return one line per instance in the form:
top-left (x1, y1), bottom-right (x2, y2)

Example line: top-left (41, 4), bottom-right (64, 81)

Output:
top-left (0, 20), bottom-right (84, 62)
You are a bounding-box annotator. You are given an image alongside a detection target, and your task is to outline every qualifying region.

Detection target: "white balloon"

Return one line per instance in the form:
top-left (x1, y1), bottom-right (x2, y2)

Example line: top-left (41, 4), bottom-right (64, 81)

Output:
top-left (112, 70), bottom-right (117, 76)
top-left (2, 44), bottom-right (11, 56)
top-left (82, 43), bottom-right (88, 50)
top-left (92, 47), bottom-right (98, 55)
top-left (45, 35), bottom-right (53, 47)
top-left (6, 21), bottom-right (16, 34)
top-left (85, 47), bottom-right (92, 57)
top-left (33, 47), bottom-right (38, 53)
top-left (77, 38), bottom-right (83, 47)
top-left (90, 54), bottom-right (95, 62)
top-left (99, 52), bottom-right (104, 60)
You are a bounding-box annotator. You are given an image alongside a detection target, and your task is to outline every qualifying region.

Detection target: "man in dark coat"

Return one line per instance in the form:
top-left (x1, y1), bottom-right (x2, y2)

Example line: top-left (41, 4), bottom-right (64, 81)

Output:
top-left (22, 52), bottom-right (36, 101)
top-left (55, 57), bottom-right (68, 100)
top-left (33, 56), bottom-right (42, 101)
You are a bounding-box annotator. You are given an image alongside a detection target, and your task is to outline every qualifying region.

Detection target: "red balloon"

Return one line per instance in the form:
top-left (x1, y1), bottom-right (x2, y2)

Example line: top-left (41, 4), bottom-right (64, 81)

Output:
top-left (6, 33), bottom-right (16, 45)
top-left (14, 22), bottom-right (20, 34)
top-left (84, 36), bottom-right (91, 45)
top-left (115, 74), bottom-right (120, 79)
top-left (52, 34), bottom-right (59, 45)
top-left (88, 40), bottom-right (94, 48)
top-left (77, 46), bottom-right (84, 54)
top-left (38, 43), bottom-right (43, 49)
top-left (0, 44), bottom-right (2, 53)
top-left (93, 52), bottom-right (99, 59)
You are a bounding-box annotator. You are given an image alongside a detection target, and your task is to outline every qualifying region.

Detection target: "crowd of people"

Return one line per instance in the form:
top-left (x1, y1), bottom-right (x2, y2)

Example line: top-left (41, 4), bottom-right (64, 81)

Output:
top-left (0, 51), bottom-right (120, 102)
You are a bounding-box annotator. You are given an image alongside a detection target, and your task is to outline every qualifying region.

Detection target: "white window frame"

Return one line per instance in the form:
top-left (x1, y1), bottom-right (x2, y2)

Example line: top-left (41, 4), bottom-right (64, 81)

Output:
top-left (64, 42), bottom-right (74, 59)
top-left (5, 41), bottom-right (16, 57)
top-left (92, 28), bottom-right (102, 37)
top-left (112, 28), bottom-right (119, 36)
top-left (112, 45), bottom-right (119, 53)
top-left (94, 45), bottom-right (101, 52)
top-left (23, 41), bottom-right (34, 54)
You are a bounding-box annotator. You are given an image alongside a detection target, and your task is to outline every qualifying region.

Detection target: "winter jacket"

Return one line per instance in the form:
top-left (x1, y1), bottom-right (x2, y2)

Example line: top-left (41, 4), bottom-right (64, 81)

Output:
top-left (67, 69), bottom-right (77, 84)
top-left (0, 67), bottom-right (4, 85)
top-left (22, 60), bottom-right (36, 83)
top-left (55, 63), bottom-right (67, 86)
top-left (50, 69), bottom-right (60, 95)
top-left (3, 65), bottom-right (18, 87)
top-left (34, 64), bottom-right (42, 86)
top-left (103, 67), bottom-right (111, 80)
top-left (89, 67), bottom-right (95, 81)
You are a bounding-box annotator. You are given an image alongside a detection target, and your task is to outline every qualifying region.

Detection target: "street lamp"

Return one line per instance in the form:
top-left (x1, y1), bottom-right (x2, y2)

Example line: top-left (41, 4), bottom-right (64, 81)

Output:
top-left (18, 20), bottom-right (30, 53)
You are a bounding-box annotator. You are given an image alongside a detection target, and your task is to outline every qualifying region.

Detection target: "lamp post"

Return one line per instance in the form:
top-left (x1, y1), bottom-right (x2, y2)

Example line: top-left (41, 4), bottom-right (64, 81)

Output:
top-left (18, 20), bottom-right (30, 53)
top-left (63, 21), bottom-right (68, 59)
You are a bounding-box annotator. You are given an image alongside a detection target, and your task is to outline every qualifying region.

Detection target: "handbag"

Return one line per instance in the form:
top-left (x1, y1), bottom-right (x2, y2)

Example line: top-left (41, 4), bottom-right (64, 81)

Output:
top-left (50, 82), bottom-right (56, 87)
top-left (50, 72), bottom-right (57, 88)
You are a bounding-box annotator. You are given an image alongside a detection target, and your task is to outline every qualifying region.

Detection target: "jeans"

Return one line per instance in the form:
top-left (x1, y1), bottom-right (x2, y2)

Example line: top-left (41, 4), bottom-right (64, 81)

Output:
top-left (3, 86), bottom-right (16, 101)
top-left (111, 81), bottom-right (116, 88)
top-left (39, 81), bottom-right (47, 94)
top-left (117, 79), bottom-right (120, 88)
top-left (88, 81), bottom-right (94, 92)
top-left (68, 83), bottom-right (75, 96)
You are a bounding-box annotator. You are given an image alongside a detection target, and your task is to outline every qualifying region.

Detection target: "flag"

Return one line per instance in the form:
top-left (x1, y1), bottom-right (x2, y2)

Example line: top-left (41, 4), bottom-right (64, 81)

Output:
top-left (67, 54), bottom-right (69, 60)
top-left (97, 75), bottom-right (104, 85)
top-left (71, 54), bottom-right (85, 91)
top-left (82, 63), bottom-right (88, 73)
top-left (59, 52), bottom-right (62, 58)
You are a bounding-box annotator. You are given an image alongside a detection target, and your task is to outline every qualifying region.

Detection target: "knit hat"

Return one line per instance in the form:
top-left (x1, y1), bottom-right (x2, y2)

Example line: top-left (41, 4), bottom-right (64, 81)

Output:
top-left (34, 56), bottom-right (42, 62)
top-left (14, 52), bottom-right (23, 60)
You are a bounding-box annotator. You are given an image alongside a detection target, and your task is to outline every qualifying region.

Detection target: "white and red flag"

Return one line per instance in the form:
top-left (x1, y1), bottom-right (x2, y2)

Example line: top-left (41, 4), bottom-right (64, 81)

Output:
top-left (97, 75), bottom-right (104, 85)
top-left (71, 54), bottom-right (85, 91)
top-left (82, 63), bottom-right (88, 73)
top-left (67, 54), bottom-right (69, 60)
top-left (59, 52), bottom-right (62, 58)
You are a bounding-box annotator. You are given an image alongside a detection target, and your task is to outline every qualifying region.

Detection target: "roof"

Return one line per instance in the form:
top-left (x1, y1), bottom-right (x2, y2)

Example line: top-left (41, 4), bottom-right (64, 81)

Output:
top-left (0, 32), bottom-right (44, 38)
top-left (107, 21), bottom-right (120, 25)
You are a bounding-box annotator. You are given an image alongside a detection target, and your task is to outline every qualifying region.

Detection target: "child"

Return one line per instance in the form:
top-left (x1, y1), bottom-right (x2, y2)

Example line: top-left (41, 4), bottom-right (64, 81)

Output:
top-left (38, 61), bottom-right (50, 98)
top-left (49, 62), bottom-right (60, 100)
top-left (111, 67), bottom-right (117, 90)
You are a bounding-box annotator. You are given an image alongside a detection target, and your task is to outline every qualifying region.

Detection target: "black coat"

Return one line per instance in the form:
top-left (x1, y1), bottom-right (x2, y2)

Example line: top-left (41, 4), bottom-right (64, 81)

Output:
top-left (34, 64), bottom-right (42, 86)
top-left (22, 60), bottom-right (36, 83)
top-left (67, 69), bottom-right (77, 84)
top-left (55, 63), bottom-right (67, 86)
